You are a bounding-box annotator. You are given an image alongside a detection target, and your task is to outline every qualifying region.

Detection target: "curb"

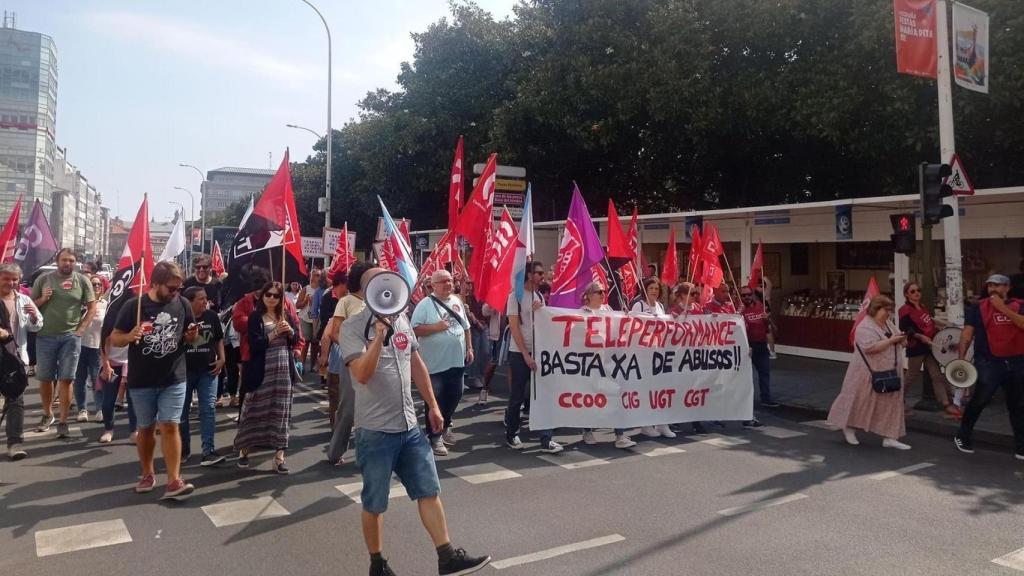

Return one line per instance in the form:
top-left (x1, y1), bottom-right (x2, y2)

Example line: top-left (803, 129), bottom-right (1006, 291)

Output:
top-left (772, 401), bottom-right (1015, 450)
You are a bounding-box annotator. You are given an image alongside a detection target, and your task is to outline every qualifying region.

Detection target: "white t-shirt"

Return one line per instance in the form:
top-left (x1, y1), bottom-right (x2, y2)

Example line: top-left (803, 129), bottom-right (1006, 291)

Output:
top-left (482, 303), bottom-right (502, 342)
top-left (630, 299), bottom-right (665, 315)
top-left (298, 285), bottom-right (317, 323)
top-left (506, 290), bottom-right (543, 354)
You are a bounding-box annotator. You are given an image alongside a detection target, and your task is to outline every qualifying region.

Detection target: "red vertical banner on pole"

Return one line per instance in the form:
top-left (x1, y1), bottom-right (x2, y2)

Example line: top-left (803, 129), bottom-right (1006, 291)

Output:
top-left (893, 0), bottom-right (938, 78)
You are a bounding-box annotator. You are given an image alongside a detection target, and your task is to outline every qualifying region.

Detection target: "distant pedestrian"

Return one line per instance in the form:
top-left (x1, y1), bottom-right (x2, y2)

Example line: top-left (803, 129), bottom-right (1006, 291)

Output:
top-left (827, 295), bottom-right (911, 450)
top-left (0, 264), bottom-right (43, 461)
top-left (741, 285), bottom-right (777, 411)
top-left (411, 269), bottom-right (473, 457)
top-left (234, 281), bottom-right (299, 474)
top-left (322, 267), bottom-right (363, 467)
top-left (183, 254), bottom-right (225, 312)
top-left (73, 275), bottom-right (108, 423)
top-left (898, 282), bottom-right (959, 419)
top-left (461, 279), bottom-right (489, 392)
top-left (478, 299), bottom-right (503, 406)
top-left (32, 248), bottom-right (97, 438)
top-left (297, 268), bottom-right (322, 368)
top-left (180, 286), bottom-right (226, 466)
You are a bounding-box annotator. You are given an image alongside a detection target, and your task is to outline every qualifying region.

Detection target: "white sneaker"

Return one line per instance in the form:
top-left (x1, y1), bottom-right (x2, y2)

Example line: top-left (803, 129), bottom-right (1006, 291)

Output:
top-left (540, 440), bottom-right (563, 454)
top-left (476, 389), bottom-right (488, 405)
top-left (582, 431), bottom-right (597, 445)
top-left (843, 428), bottom-right (860, 446)
top-left (882, 438), bottom-right (911, 450)
top-left (76, 410), bottom-right (89, 423)
top-left (99, 431), bottom-right (113, 444)
top-left (431, 437), bottom-right (448, 456)
top-left (640, 426), bottom-right (661, 438)
top-left (94, 411), bottom-right (104, 422)
top-left (656, 424), bottom-right (676, 438)
top-left (506, 435), bottom-right (524, 450)
top-left (442, 427), bottom-right (456, 446)
top-left (614, 435), bottom-right (637, 449)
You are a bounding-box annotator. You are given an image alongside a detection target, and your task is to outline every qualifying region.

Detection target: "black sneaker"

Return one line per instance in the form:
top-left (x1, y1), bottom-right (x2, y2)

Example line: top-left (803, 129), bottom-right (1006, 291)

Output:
top-left (742, 419), bottom-right (765, 429)
top-left (691, 422), bottom-right (709, 436)
top-left (237, 454), bottom-right (250, 468)
top-left (275, 461), bottom-right (290, 475)
top-left (438, 548), bottom-right (491, 576)
top-left (761, 401), bottom-right (781, 409)
top-left (201, 451), bottom-right (226, 466)
top-left (369, 558), bottom-right (397, 576)
top-left (56, 422), bottom-right (70, 438)
top-left (953, 435), bottom-right (974, 454)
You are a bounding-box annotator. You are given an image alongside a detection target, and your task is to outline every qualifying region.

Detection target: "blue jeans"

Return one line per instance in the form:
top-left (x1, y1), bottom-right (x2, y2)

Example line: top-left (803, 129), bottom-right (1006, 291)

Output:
top-left (129, 383), bottom-right (186, 429)
top-left (751, 342), bottom-right (773, 404)
top-left (506, 352), bottom-right (552, 445)
top-left (35, 333), bottom-right (82, 381)
top-left (355, 427), bottom-right (441, 514)
top-left (425, 366), bottom-right (464, 439)
top-left (958, 356), bottom-right (1024, 453)
top-left (74, 346), bottom-right (101, 412)
top-left (100, 366), bottom-right (136, 433)
top-left (180, 370), bottom-right (218, 456)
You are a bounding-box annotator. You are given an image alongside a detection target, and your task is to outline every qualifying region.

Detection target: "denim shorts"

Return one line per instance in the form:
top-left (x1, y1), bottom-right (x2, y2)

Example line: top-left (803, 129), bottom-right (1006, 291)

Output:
top-left (35, 333), bottom-right (82, 381)
top-left (129, 382), bottom-right (187, 429)
top-left (355, 427), bottom-right (441, 514)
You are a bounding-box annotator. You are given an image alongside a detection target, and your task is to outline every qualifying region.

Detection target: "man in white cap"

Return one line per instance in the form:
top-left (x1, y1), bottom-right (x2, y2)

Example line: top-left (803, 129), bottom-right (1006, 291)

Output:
top-left (410, 269), bottom-right (472, 457)
top-left (954, 273), bottom-right (1024, 461)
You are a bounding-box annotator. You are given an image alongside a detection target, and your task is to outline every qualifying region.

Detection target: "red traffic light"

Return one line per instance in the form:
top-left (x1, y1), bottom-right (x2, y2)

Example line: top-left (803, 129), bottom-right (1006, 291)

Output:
top-left (890, 213), bottom-right (916, 233)
top-left (898, 216), bottom-right (911, 231)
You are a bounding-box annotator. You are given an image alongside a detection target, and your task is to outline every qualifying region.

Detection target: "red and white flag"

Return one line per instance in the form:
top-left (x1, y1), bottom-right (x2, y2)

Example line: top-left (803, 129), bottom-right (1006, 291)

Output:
top-left (747, 241), bottom-right (764, 290)
top-left (109, 195), bottom-right (154, 304)
top-left (0, 194), bottom-right (22, 263)
top-left (447, 136), bottom-right (464, 246)
top-left (327, 222), bottom-right (357, 278)
top-left (660, 227), bottom-right (678, 287)
top-left (849, 276), bottom-right (882, 347)
top-left (211, 241), bottom-right (226, 276)
top-left (483, 208), bottom-right (522, 311)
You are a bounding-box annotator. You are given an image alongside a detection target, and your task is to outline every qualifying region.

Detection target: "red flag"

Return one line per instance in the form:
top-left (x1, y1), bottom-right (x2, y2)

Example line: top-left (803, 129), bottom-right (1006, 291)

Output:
top-left (0, 195), bottom-right (22, 263)
top-left (211, 241), bottom-right (226, 276)
top-left (606, 200), bottom-right (631, 264)
top-left (468, 222), bottom-right (493, 300)
top-left (849, 276), bottom-right (882, 347)
top-left (249, 149), bottom-right (307, 277)
top-left (327, 222), bottom-right (357, 279)
top-left (109, 195), bottom-right (154, 303)
top-left (747, 241), bottom-right (764, 290)
top-left (457, 153), bottom-right (497, 252)
top-left (447, 136), bottom-right (464, 241)
top-left (661, 227), bottom-right (678, 286)
top-left (483, 209), bottom-right (521, 311)
top-left (699, 266), bottom-right (723, 308)
top-left (592, 263), bottom-right (610, 305)
top-left (701, 223), bottom-right (724, 260)
top-left (894, 0), bottom-right (938, 78)
top-left (688, 224), bottom-right (703, 280)
top-left (399, 219), bottom-right (412, 250)
top-left (700, 257), bottom-right (723, 288)
top-left (620, 207), bottom-right (641, 301)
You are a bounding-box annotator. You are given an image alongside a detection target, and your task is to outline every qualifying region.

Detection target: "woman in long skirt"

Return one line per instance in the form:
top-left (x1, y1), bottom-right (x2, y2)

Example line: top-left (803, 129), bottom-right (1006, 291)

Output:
top-left (235, 281), bottom-right (299, 473)
top-left (828, 295), bottom-right (911, 450)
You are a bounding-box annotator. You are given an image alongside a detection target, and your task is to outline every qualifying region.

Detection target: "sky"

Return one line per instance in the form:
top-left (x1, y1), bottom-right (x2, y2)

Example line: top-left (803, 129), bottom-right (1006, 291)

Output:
top-left (9, 0), bottom-right (516, 222)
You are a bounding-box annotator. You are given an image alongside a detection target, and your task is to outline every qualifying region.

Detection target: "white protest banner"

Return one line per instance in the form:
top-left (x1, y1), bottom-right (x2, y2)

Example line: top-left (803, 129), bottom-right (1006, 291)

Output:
top-left (529, 307), bottom-right (753, 430)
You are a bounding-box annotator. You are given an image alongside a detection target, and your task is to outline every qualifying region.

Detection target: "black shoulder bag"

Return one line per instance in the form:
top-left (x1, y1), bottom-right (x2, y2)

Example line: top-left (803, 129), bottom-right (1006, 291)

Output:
top-left (855, 342), bottom-right (902, 394)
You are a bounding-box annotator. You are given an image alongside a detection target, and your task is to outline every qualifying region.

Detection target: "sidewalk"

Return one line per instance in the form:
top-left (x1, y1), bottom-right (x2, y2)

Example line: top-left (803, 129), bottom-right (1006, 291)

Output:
top-left (769, 354), bottom-right (1016, 448)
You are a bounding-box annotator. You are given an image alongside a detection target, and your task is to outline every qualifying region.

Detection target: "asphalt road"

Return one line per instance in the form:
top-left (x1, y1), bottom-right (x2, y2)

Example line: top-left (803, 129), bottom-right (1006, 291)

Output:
top-left (2, 371), bottom-right (1023, 576)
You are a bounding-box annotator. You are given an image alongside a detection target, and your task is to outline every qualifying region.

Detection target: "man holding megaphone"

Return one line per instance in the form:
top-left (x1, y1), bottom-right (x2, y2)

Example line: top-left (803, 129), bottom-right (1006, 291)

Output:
top-left (953, 274), bottom-right (1024, 461)
top-left (340, 265), bottom-right (490, 576)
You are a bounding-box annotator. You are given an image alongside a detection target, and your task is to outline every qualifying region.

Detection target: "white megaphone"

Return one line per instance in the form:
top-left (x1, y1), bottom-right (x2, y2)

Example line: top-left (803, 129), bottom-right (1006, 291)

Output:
top-left (945, 359), bottom-right (977, 389)
top-left (363, 271), bottom-right (411, 344)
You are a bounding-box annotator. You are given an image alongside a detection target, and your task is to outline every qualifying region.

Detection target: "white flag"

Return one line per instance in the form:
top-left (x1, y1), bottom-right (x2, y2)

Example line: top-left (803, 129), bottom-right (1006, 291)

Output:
top-left (159, 211), bottom-right (187, 262)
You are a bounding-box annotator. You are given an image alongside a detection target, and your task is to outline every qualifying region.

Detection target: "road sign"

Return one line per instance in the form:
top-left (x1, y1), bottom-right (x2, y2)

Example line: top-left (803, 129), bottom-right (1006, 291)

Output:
top-left (494, 178), bottom-right (527, 192)
top-left (493, 205), bottom-right (524, 219)
top-left (946, 153), bottom-right (974, 196)
top-left (493, 191), bottom-right (524, 205)
top-left (473, 163), bottom-right (526, 178)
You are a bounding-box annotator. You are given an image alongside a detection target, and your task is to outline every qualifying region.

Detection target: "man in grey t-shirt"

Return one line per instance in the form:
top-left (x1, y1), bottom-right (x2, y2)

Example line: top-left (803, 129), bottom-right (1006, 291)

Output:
top-left (339, 266), bottom-right (490, 576)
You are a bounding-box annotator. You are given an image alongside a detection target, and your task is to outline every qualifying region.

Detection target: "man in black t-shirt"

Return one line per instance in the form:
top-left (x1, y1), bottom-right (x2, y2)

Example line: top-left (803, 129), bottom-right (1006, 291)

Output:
top-left (180, 286), bottom-right (225, 466)
top-left (183, 254), bottom-right (224, 312)
top-left (112, 262), bottom-right (198, 501)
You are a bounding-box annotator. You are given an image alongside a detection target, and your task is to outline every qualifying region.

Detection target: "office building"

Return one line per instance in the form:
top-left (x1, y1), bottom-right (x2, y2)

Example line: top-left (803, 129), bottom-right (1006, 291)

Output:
top-left (203, 167), bottom-right (275, 219)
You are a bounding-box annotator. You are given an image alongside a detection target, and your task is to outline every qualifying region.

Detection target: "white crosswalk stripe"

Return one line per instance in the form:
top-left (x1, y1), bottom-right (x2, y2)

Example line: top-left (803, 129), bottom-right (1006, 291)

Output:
top-left (993, 546), bottom-right (1024, 571)
top-left (447, 463), bottom-right (522, 484)
top-left (538, 450), bottom-right (609, 470)
top-left (629, 440), bottom-right (686, 457)
top-left (336, 481), bottom-right (408, 504)
top-left (35, 519), bottom-right (132, 557)
top-left (201, 496), bottom-right (291, 527)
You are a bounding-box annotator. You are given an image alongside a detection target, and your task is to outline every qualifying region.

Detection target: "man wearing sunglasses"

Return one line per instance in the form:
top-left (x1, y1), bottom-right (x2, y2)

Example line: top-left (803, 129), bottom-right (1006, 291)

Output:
top-left (183, 254), bottom-right (224, 312)
top-left (111, 261), bottom-right (199, 500)
top-left (740, 287), bottom-right (778, 418)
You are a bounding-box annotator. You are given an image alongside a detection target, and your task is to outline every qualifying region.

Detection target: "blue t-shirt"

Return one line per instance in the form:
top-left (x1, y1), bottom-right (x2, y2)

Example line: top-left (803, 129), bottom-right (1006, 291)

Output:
top-left (311, 287), bottom-right (323, 318)
top-left (965, 301), bottom-right (991, 360)
top-left (410, 294), bottom-right (470, 374)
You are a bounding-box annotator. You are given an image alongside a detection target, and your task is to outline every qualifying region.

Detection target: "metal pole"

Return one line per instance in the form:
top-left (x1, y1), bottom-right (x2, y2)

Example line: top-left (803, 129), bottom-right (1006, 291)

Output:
top-left (179, 164), bottom-right (206, 253)
top-left (936, 0), bottom-right (963, 326)
top-left (917, 162), bottom-right (939, 410)
top-left (299, 0), bottom-right (332, 233)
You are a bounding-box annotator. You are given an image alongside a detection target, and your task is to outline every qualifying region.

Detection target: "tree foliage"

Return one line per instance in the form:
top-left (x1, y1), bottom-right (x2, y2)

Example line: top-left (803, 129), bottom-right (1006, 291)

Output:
top-left (284, 0), bottom-right (1023, 246)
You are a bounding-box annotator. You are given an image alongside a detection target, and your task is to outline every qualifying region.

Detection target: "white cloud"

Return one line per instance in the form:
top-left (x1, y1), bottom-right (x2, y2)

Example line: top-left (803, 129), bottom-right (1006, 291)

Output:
top-left (86, 11), bottom-right (319, 88)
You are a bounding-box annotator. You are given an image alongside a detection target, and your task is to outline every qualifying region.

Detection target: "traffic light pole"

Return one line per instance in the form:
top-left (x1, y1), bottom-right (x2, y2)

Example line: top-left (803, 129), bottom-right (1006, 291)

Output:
top-left (936, 0), bottom-right (964, 327)
top-left (916, 220), bottom-right (940, 410)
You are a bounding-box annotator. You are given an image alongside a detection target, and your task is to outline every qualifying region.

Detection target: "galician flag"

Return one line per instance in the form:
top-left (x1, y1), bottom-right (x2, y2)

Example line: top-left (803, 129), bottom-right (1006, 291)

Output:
top-left (377, 196), bottom-right (418, 289)
top-left (512, 185), bottom-right (534, 302)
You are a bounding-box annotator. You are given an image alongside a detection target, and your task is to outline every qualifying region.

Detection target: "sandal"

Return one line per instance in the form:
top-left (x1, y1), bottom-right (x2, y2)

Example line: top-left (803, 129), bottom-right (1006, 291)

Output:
top-left (943, 404), bottom-right (963, 419)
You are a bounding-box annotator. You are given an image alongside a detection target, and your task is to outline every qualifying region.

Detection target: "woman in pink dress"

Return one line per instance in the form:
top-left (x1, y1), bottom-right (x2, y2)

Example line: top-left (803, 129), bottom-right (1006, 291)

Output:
top-left (828, 295), bottom-right (911, 450)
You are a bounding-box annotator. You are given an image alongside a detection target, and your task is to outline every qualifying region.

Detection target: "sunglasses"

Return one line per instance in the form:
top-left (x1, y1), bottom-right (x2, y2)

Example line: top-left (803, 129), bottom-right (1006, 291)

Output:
top-left (907, 289), bottom-right (920, 294)
top-left (194, 265), bottom-right (210, 270)
top-left (264, 292), bottom-right (282, 299)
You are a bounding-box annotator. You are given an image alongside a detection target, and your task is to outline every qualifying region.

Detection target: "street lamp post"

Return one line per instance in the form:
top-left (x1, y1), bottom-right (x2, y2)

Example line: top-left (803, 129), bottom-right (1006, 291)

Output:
top-left (179, 164), bottom-right (206, 252)
top-left (286, 123), bottom-right (322, 140)
top-left (173, 186), bottom-right (195, 264)
top-left (299, 0), bottom-right (332, 232)
top-left (169, 201), bottom-right (188, 268)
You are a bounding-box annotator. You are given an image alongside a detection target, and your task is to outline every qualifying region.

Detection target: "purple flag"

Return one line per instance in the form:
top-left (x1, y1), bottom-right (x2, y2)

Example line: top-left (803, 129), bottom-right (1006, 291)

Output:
top-left (13, 199), bottom-right (58, 275)
top-left (549, 184), bottom-right (605, 308)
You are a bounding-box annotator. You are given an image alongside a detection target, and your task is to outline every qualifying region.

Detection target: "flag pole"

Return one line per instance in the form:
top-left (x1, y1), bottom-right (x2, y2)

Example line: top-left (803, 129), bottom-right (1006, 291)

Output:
top-left (136, 251), bottom-right (146, 324)
top-left (281, 236), bottom-right (287, 288)
top-left (721, 250), bottom-right (741, 311)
